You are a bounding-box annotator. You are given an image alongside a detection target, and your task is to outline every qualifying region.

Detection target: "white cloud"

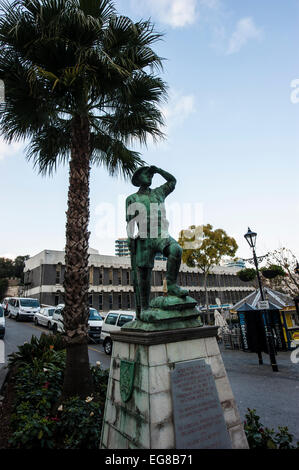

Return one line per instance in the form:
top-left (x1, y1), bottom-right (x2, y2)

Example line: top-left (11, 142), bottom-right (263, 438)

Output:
top-left (133, 0), bottom-right (198, 28)
top-left (199, 0), bottom-right (221, 10)
top-left (0, 138), bottom-right (24, 160)
top-left (227, 17), bottom-right (262, 55)
top-left (162, 90), bottom-right (196, 131)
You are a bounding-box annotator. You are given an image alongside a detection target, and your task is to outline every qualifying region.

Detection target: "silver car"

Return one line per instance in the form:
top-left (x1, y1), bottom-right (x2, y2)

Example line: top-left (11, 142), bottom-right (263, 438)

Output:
top-left (34, 306), bottom-right (56, 328)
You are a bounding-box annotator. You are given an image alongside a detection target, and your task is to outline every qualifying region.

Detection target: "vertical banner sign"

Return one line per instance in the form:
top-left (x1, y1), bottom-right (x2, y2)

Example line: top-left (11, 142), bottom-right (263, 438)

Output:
top-left (238, 313), bottom-right (249, 351)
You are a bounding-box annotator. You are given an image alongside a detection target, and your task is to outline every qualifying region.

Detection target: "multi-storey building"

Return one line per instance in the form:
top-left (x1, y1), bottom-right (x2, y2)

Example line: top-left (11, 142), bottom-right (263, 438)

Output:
top-left (115, 238), bottom-right (167, 261)
top-left (23, 249), bottom-right (255, 313)
top-left (115, 238), bottom-right (130, 257)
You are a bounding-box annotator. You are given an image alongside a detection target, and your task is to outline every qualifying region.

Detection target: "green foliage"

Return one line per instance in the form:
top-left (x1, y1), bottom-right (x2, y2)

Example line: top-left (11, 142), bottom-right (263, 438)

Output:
top-left (0, 0), bottom-right (167, 177)
top-left (0, 277), bottom-right (8, 299)
top-left (0, 255), bottom-right (29, 282)
top-left (237, 268), bottom-right (257, 282)
top-left (57, 396), bottom-right (103, 449)
top-left (91, 365), bottom-right (109, 397)
top-left (178, 224), bottom-right (238, 273)
top-left (244, 409), bottom-right (299, 449)
top-left (7, 336), bottom-right (109, 449)
top-left (8, 333), bottom-right (66, 368)
top-left (261, 264), bottom-right (286, 279)
top-left (0, 257), bottom-right (14, 278)
top-left (9, 412), bottom-right (58, 449)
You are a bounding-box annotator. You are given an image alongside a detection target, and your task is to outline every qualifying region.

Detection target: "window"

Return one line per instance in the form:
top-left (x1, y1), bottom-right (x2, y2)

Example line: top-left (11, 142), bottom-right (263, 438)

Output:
top-left (117, 314), bottom-right (134, 327)
top-left (99, 294), bottom-right (103, 311)
top-left (89, 266), bottom-right (94, 285)
top-left (20, 299), bottom-right (40, 308)
top-left (89, 295), bottom-right (93, 307)
top-left (126, 271), bottom-right (130, 285)
top-left (109, 268), bottom-right (113, 285)
top-left (118, 269), bottom-right (122, 285)
top-left (56, 264), bottom-right (61, 284)
top-left (89, 309), bottom-right (102, 320)
top-left (109, 294), bottom-right (113, 309)
top-left (105, 313), bottom-right (118, 325)
top-left (127, 293), bottom-right (131, 309)
top-left (54, 295), bottom-right (60, 306)
top-left (99, 267), bottom-right (103, 285)
top-left (118, 294), bottom-right (122, 309)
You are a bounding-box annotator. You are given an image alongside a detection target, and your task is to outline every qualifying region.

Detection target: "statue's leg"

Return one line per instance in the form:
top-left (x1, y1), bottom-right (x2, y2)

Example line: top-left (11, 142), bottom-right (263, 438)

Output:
top-left (164, 242), bottom-right (188, 297)
top-left (137, 267), bottom-right (152, 311)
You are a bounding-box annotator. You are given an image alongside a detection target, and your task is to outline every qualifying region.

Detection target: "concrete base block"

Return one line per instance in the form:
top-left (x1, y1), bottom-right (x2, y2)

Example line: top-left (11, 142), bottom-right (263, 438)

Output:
top-left (100, 326), bottom-right (248, 449)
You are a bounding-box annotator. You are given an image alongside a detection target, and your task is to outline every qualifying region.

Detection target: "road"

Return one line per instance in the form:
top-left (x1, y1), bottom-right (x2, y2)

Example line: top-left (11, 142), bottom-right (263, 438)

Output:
top-left (0, 317), bottom-right (111, 372)
top-left (1, 318), bottom-right (299, 444)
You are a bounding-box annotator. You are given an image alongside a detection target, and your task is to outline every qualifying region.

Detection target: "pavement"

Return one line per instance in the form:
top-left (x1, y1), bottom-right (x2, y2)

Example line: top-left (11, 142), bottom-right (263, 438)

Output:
top-left (219, 343), bottom-right (299, 443)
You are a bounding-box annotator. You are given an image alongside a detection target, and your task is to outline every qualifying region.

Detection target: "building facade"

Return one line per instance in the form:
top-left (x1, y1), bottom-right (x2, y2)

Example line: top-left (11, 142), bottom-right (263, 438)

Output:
top-left (115, 238), bottom-right (167, 261)
top-left (115, 238), bottom-right (130, 257)
top-left (24, 249), bottom-right (255, 312)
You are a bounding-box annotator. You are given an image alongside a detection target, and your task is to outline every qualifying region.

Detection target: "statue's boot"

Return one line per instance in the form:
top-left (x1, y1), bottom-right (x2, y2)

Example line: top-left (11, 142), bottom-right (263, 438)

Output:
top-left (166, 254), bottom-right (188, 298)
top-left (167, 282), bottom-right (188, 298)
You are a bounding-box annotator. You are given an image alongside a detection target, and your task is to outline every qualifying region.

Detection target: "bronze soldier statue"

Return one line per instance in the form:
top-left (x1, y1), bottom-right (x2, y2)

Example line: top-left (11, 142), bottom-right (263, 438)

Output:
top-left (126, 166), bottom-right (188, 318)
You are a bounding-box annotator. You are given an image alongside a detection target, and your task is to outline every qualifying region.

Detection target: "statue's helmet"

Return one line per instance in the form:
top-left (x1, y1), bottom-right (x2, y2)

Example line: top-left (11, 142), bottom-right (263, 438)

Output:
top-left (131, 166), bottom-right (152, 187)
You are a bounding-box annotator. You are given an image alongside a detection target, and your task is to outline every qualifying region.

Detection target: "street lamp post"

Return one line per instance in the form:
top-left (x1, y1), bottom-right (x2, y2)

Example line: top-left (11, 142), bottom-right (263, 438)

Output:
top-left (244, 228), bottom-right (278, 372)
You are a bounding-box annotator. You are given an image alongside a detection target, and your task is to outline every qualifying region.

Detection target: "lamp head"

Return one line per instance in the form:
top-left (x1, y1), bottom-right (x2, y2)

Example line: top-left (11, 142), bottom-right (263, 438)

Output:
top-left (244, 227), bottom-right (257, 249)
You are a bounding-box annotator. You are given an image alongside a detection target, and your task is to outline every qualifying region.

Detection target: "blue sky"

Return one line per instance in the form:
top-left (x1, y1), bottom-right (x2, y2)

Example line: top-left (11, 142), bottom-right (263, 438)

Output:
top-left (1, 0), bottom-right (299, 261)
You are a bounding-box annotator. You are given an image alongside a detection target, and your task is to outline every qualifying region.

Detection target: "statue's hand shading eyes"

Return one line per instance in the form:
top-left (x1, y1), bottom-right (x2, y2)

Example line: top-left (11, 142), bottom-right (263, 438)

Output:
top-left (149, 165), bottom-right (159, 174)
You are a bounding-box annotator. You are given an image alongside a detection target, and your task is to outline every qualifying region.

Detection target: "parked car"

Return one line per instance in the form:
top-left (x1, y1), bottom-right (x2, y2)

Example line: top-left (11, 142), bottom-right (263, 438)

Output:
top-left (88, 309), bottom-right (104, 342)
top-left (7, 297), bottom-right (40, 321)
top-left (34, 306), bottom-right (56, 328)
top-left (1, 297), bottom-right (10, 316)
top-left (50, 305), bottom-right (103, 342)
top-left (101, 310), bottom-right (136, 355)
top-left (0, 306), bottom-right (5, 339)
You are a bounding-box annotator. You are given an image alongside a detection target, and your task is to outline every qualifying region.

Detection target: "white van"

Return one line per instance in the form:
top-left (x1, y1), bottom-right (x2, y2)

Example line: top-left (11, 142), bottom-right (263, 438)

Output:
top-left (8, 297), bottom-right (40, 321)
top-left (101, 310), bottom-right (136, 355)
top-left (0, 306), bottom-right (5, 338)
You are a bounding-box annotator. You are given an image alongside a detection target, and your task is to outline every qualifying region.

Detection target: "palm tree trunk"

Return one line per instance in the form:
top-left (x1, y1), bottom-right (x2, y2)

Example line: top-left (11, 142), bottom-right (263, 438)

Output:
top-left (62, 114), bottom-right (94, 399)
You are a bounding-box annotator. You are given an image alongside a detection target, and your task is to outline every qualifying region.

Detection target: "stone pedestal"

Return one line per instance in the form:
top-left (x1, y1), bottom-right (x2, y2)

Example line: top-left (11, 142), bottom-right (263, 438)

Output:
top-left (100, 326), bottom-right (248, 449)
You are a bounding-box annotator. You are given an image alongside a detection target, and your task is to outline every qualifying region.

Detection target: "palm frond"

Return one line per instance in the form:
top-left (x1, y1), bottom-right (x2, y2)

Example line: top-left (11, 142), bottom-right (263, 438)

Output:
top-left (25, 120), bottom-right (71, 175)
top-left (0, 0), bottom-right (167, 175)
top-left (90, 131), bottom-right (145, 178)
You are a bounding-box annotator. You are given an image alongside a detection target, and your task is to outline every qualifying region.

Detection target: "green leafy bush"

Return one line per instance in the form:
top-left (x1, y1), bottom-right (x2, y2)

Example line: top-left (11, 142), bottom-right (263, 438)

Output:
top-left (244, 408), bottom-right (299, 449)
top-left (261, 264), bottom-right (286, 279)
top-left (0, 278), bottom-right (8, 299)
top-left (7, 336), bottom-right (109, 449)
top-left (237, 268), bottom-right (257, 282)
top-left (57, 396), bottom-right (103, 449)
top-left (9, 412), bottom-right (58, 449)
top-left (8, 333), bottom-right (66, 367)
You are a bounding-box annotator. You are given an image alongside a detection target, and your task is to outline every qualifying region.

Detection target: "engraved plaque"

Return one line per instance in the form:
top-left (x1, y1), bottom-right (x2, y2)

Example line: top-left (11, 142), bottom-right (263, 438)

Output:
top-left (171, 359), bottom-right (232, 449)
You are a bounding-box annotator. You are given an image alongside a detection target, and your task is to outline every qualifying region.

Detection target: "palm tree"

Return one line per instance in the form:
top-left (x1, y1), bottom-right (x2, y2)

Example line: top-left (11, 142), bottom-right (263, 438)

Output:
top-left (0, 0), bottom-right (167, 398)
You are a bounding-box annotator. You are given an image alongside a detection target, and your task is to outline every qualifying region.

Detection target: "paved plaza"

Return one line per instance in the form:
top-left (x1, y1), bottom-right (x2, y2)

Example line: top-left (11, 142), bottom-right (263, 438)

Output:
top-left (220, 343), bottom-right (299, 443)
